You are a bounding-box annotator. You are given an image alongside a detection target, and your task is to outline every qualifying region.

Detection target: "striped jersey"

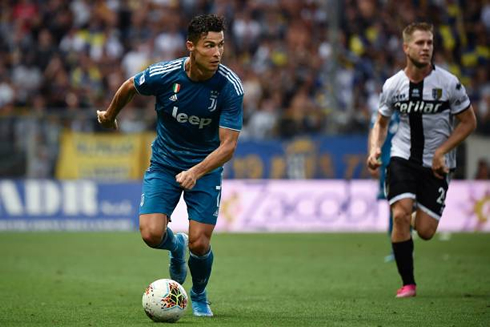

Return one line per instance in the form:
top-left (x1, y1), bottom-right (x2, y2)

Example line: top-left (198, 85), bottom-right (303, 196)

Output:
top-left (133, 57), bottom-right (244, 172)
top-left (378, 65), bottom-right (471, 169)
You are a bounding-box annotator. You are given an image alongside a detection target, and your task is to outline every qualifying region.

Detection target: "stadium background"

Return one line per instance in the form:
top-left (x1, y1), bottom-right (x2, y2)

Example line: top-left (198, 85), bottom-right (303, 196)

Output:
top-left (0, 0), bottom-right (489, 231)
top-left (1, 2), bottom-right (490, 326)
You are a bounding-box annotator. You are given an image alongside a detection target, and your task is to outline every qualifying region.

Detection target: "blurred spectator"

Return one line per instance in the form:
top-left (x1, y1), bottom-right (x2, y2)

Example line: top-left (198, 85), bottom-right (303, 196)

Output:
top-left (0, 0), bottom-right (488, 174)
top-left (1, 0), bottom-right (488, 134)
top-left (476, 86), bottom-right (490, 135)
top-left (475, 159), bottom-right (490, 180)
top-left (0, 78), bottom-right (15, 109)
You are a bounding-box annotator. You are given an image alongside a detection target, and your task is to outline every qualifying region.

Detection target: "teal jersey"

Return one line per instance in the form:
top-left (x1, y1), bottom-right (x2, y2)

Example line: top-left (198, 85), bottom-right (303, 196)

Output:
top-left (133, 57), bottom-right (244, 172)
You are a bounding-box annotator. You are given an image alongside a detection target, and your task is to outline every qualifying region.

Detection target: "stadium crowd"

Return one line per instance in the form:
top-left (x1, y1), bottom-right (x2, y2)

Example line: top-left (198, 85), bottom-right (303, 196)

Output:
top-left (0, 0), bottom-right (489, 177)
top-left (1, 0), bottom-right (489, 135)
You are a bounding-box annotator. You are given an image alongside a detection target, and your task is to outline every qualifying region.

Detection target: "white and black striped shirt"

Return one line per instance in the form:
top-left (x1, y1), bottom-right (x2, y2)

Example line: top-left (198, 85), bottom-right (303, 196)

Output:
top-left (378, 65), bottom-right (471, 169)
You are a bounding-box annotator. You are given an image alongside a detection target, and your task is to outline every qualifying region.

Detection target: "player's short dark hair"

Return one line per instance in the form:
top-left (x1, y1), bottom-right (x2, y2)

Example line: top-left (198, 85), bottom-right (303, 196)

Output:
top-left (403, 22), bottom-right (433, 43)
top-left (187, 14), bottom-right (225, 44)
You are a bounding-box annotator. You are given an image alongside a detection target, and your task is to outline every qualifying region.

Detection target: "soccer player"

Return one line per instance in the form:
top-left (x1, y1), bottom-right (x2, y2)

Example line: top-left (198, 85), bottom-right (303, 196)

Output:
top-left (367, 22), bottom-right (476, 298)
top-left (97, 14), bottom-right (243, 316)
top-left (368, 110), bottom-right (399, 262)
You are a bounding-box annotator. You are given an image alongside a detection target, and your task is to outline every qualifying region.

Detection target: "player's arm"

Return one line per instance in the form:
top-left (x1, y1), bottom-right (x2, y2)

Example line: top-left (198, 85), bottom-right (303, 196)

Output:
top-left (176, 127), bottom-right (239, 190)
top-left (367, 114), bottom-right (380, 178)
top-left (97, 77), bottom-right (137, 130)
top-left (432, 105), bottom-right (477, 178)
top-left (367, 113), bottom-right (390, 170)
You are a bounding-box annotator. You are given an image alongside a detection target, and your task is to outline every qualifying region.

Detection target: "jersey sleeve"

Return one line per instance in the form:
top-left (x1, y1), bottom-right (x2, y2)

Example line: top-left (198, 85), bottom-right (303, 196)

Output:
top-left (378, 81), bottom-right (394, 117)
top-left (447, 77), bottom-right (471, 114)
top-left (133, 64), bottom-right (162, 96)
top-left (219, 83), bottom-right (243, 131)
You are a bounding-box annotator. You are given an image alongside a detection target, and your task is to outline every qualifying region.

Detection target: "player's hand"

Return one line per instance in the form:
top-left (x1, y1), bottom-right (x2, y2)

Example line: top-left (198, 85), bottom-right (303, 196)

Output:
top-left (176, 170), bottom-right (197, 190)
top-left (432, 150), bottom-right (449, 179)
top-left (97, 110), bottom-right (118, 130)
top-left (368, 166), bottom-right (380, 179)
top-left (367, 148), bottom-right (382, 171)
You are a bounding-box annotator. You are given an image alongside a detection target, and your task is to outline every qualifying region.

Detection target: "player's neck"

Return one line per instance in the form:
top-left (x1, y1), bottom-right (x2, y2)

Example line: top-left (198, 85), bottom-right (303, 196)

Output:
top-left (185, 57), bottom-right (214, 82)
top-left (404, 62), bottom-right (432, 83)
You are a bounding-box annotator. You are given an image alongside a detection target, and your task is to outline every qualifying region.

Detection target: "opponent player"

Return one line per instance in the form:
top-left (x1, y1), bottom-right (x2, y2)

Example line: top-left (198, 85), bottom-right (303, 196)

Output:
top-left (97, 14), bottom-right (243, 316)
top-left (367, 22), bottom-right (476, 298)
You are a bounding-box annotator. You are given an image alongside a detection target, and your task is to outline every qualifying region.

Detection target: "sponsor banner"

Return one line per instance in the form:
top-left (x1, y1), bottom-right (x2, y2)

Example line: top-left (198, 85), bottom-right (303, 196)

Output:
top-left (0, 180), bottom-right (488, 232)
top-left (0, 180), bottom-right (140, 231)
top-left (56, 133), bottom-right (372, 180)
top-left (227, 136), bottom-right (371, 179)
top-left (214, 180), bottom-right (390, 232)
top-left (55, 131), bottom-right (152, 180)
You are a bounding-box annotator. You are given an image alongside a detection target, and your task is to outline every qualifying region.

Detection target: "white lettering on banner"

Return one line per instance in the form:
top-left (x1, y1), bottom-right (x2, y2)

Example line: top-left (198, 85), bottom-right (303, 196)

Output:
top-left (63, 182), bottom-right (78, 215)
top-left (248, 190), bottom-right (378, 224)
top-left (0, 180), bottom-right (98, 216)
top-left (0, 219), bottom-right (133, 231)
top-left (0, 181), bottom-right (23, 215)
top-left (26, 180), bottom-right (60, 215)
top-left (1, 180), bottom-right (487, 232)
top-left (65, 181), bottom-right (97, 216)
top-left (166, 181), bottom-right (389, 233)
top-left (100, 200), bottom-right (132, 215)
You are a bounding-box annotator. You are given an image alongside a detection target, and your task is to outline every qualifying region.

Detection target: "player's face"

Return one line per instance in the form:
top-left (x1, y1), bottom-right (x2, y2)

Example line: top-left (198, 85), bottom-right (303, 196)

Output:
top-left (404, 30), bottom-right (433, 68)
top-left (188, 31), bottom-right (224, 72)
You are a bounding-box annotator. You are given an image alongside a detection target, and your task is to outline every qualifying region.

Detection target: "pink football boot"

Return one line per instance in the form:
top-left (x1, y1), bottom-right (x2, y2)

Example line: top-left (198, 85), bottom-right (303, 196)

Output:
top-left (396, 284), bottom-right (416, 298)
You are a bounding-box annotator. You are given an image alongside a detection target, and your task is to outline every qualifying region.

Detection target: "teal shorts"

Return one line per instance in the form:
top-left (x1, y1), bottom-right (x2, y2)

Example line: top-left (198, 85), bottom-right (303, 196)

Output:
top-left (139, 166), bottom-right (222, 225)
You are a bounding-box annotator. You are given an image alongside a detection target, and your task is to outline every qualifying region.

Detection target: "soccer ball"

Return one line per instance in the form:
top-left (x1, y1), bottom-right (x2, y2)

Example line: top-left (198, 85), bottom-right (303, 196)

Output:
top-left (142, 279), bottom-right (188, 322)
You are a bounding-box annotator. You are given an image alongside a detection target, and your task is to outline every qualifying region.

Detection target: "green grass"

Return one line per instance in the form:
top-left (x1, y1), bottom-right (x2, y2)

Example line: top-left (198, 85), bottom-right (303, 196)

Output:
top-left (0, 233), bottom-right (489, 326)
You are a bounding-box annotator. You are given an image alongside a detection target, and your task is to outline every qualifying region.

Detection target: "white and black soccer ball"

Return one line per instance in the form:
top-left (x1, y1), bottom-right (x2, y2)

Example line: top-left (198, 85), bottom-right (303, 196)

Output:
top-left (142, 279), bottom-right (188, 323)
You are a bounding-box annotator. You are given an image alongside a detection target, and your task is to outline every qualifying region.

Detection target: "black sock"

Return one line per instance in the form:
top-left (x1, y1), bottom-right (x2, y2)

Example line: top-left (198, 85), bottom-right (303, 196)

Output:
top-left (392, 238), bottom-right (416, 286)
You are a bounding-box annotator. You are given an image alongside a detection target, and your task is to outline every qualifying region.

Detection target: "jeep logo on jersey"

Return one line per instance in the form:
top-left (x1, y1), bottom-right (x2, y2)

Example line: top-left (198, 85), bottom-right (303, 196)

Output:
top-left (172, 106), bottom-right (212, 129)
top-left (394, 100), bottom-right (447, 114)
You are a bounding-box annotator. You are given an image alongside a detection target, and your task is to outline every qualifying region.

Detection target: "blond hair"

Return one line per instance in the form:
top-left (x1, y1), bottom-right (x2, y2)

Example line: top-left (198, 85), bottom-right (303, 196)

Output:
top-left (402, 22), bottom-right (433, 43)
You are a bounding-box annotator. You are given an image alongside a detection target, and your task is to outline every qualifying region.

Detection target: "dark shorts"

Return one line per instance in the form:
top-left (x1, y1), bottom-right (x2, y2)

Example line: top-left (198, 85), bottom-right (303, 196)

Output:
top-left (386, 157), bottom-right (451, 220)
top-left (139, 166), bottom-right (223, 225)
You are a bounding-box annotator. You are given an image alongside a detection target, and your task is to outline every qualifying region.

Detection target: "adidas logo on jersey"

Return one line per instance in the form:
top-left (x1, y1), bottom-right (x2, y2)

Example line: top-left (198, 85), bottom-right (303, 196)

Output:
top-left (169, 94), bottom-right (178, 101)
top-left (172, 106), bottom-right (212, 129)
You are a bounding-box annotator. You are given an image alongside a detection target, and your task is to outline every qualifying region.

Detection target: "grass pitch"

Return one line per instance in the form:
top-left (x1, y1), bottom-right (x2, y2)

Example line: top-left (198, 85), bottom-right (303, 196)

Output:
top-left (0, 232), bottom-right (489, 326)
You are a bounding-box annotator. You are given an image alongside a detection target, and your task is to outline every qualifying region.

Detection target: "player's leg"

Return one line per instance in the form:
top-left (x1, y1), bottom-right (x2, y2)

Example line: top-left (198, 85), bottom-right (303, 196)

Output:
top-left (386, 158), bottom-right (417, 297)
top-left (183, 170), bottom-right (221, 317)
top-left (188, 220), bottom-right (215, 316)
top-left (380, 165), bottom-right (395, 262)
top-left (385, 209), bottom-right (395, 262)
top-left (391, 198), bottom-right (417, 297)
top-left (414, 169), bottom-right (449, 240)
top-left (413, 210), bottom-right (439, 240)
top-left (139, 213), bottom-right (170, 247)
top-left (139, 168), bottom-right (188, 284)
top-left (139, 213), bottom-right (189, 284)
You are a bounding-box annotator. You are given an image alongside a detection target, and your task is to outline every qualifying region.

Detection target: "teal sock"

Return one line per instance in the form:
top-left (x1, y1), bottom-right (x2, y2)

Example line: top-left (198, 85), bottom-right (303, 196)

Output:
top-left (156, 228), bottom-right (178, 252)
top-left (188, 248), bottom-right (213, 294)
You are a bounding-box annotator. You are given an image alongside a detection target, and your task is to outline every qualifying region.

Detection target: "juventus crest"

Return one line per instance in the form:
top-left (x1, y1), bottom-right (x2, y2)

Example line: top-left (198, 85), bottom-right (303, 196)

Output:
top-left (208, 91), bottom-right (219, 112)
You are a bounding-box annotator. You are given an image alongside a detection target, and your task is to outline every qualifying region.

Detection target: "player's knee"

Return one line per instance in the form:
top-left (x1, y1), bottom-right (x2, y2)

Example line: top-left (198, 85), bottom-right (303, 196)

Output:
top-left (392, 211), bottom-right (411, 227)
top-left (140, 226), bottom-right (163, 248)
top-left (417, 228), bottom-right (435, 241)
top-left (189, 236), bottom-right (210, 256)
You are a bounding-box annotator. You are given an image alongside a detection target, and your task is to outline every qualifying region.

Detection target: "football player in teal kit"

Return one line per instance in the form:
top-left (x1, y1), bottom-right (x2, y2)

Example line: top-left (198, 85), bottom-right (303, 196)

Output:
top-left (97, 14), bottom-right (243, 317)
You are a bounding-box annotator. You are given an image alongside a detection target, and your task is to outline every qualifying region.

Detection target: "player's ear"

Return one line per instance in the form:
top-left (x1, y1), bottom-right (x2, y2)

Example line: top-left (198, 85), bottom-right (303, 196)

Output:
top-left (186, 40), bottom-right (194, 52)
top-left (402, 42), bottom-right (409, 55)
